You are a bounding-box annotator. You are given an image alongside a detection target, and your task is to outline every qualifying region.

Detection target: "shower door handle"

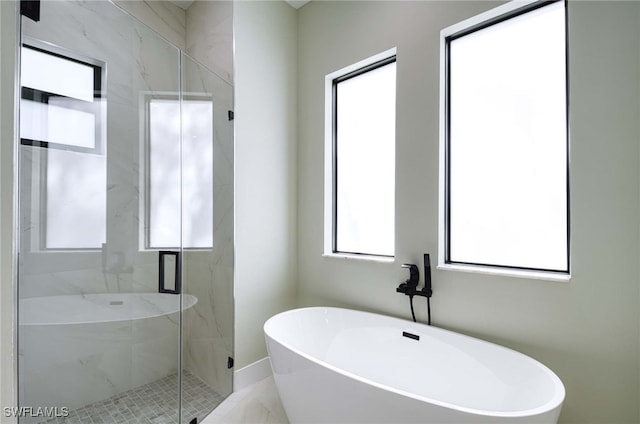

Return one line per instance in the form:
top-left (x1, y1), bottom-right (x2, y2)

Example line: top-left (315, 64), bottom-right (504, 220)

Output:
top-left (159, 251), bottom-right (181, 294)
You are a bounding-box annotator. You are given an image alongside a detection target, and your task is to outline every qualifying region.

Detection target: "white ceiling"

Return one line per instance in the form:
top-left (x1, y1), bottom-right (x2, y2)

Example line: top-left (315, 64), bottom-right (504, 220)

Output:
top-left (170, 1), bottom-right (309, 11)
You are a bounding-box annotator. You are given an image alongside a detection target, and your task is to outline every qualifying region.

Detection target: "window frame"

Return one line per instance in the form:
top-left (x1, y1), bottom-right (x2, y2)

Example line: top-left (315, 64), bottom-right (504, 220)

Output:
top-left (19, 38), bottom-right (107, 252)
top-left (439, 0), bottom-right (571, 278)
top-left (329, 54), bottom-right (397, 259)
top-left (141, 92), bottom-right (215, 251)
top-left (20, 39), bottom-right (105, 155)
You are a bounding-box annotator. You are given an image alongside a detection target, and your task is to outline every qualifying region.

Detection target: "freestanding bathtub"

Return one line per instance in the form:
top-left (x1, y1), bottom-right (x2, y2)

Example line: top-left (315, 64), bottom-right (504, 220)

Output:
top-left (19, 292), bottom-right (197, 325)
top-left (264, 307), bottom-right (565, 424)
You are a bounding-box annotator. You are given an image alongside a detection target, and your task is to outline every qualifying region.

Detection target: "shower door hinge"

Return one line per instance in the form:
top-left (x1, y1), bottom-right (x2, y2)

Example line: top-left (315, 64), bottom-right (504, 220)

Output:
top-left (227, 356), bottom-right (234, 369)
top-left (228, 110), bottom-right (234, 121)
top-left (20, 0), bottom-right (40, 22)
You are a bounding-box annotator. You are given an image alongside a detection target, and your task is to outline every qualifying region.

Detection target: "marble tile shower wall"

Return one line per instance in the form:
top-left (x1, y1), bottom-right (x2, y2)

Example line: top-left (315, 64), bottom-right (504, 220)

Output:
top-left (114, 0), bottom-right (187, 50)
top-left (20, 312), bottom-right (181, 413)
top-left (18, 0), bottom-right (234, 415)
top-left (19, 0), bottom-right (181, 298)
top-left (186, 0), bottom-right (233, 84)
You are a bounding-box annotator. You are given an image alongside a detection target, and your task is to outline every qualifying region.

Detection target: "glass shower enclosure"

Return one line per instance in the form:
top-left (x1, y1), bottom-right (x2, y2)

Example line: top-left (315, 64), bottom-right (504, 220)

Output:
top-left (17, 1), bottom-right (234, 423)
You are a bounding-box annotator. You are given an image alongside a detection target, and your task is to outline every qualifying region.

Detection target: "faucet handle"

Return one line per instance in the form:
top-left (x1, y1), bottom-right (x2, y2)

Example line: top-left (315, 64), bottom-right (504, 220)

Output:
top-left (401, 263), bottom-right (419, 289)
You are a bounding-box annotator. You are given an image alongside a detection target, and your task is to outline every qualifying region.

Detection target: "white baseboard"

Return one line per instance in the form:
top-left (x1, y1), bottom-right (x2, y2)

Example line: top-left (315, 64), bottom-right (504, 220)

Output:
top-left (233, 356), bottom-right (272, 391)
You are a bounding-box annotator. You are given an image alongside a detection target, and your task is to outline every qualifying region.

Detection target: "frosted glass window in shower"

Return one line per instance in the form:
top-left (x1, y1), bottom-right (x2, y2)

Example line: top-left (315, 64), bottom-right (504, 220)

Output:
top-left (148, 98), bottom-right (213, 249)
top-left (46, 150), bottom-right (106, 249)
top-left (149, 99), bottom-right (181, 248)
top-left (445, 1), bottom-right (568, 272)
top-left (20, 99), bottom-right (96, 149)
top-left (181, 100), bottom-right (214, 248)
top-left (19, 43), bottom-right (106, 250)
top-left (333, 58), bottom-right (396, 257)
top-left (21, 46), bottom-right (94, 102)
top-left (20, 44), bottom-right (104, 154)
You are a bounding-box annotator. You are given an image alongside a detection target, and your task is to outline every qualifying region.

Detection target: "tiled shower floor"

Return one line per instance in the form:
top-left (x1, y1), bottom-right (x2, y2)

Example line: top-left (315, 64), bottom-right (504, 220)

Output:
top-left (43, 371), bottom-right (225, 424)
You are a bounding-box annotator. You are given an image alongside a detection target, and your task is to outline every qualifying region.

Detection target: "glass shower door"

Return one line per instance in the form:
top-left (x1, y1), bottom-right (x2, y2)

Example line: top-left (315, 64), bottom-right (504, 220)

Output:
top-left (180, 53), bottom-right (235, 421)
top-left (18, 1), bottom-right (183, 422)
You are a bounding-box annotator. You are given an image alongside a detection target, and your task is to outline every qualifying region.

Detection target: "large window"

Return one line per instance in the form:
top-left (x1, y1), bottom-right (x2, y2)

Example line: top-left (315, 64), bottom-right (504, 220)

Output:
top-left (442, 0), bottom-right (569, 274)
top-left (329, 55), bottom-right (396, 257)
top-left (20, 41), bottom-right (106, 250)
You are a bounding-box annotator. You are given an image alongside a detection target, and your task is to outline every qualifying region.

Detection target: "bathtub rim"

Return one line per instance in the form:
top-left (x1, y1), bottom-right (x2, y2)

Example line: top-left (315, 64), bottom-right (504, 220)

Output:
top-left (18, 292), bottom-right (198, 326)
top-left (264, 306), bottom-right (565, 419)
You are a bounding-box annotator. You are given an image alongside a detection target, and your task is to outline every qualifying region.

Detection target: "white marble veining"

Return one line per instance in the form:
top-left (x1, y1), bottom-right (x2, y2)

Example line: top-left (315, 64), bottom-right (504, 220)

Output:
top-left (186, 1), bottom-right (233, 85)
top-left (113, 0), bottom-right (187, 50)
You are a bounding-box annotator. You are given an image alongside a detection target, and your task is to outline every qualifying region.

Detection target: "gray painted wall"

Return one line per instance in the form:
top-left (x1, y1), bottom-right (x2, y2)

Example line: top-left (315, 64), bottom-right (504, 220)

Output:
top-left (234, 0), bottom-right (298, 368)
top-left (296, 1), bottom-right (640, 422)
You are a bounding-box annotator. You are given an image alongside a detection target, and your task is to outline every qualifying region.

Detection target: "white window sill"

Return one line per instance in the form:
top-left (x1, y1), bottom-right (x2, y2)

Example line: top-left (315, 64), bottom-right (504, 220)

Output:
top-left (437, 263), bottom-right (571, 282)
top-left (322, 252), bottom-right (395, 264)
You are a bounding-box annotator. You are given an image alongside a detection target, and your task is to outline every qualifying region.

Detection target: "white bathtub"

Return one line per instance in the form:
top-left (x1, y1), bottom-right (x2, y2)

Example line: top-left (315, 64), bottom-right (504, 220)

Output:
top-left (264, 307), bottom-right (565, 424)
top-left (19, 292), bottom-right (197, 325)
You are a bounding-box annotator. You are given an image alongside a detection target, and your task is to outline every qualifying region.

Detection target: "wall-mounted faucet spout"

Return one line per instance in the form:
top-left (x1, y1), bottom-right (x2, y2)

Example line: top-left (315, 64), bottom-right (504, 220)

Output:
top-left (396, 254), bottom-right (433, 325)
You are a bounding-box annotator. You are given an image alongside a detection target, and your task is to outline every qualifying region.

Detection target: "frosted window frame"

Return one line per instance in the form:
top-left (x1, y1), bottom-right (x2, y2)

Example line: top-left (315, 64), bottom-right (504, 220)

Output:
top-left (18, 40), bottom-right (107, 252)
top-left (331, 56), bottom-right (397, 258)
top-left (20, 42), bottom-right (105, 155)
top-left (143, 94), bottom-right (215, 251)
top-left (441, 0), bottom-right (570, 276)
top-left (21, 46), bottom-right (95, 102)
top-left (20, 98), bottom-right (97, 149)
